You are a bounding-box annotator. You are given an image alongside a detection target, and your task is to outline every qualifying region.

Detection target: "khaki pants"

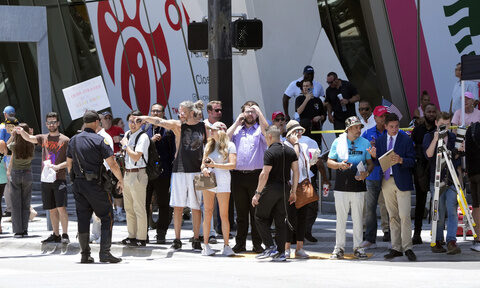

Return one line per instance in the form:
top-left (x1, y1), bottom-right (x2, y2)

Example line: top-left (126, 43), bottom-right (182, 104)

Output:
top-left (382, 177), bottom-right (412, 252)
top-left (334, 191), bottom-right (365, 250)
top-left (378, 191), bottom-right (390, 231)
top-left (124, 169), bottom-right (148, 240)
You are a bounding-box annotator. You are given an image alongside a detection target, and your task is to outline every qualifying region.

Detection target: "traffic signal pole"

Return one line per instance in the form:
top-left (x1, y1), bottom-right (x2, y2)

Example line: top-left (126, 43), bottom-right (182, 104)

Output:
top-left (208, 0), bottom-right (233, 127)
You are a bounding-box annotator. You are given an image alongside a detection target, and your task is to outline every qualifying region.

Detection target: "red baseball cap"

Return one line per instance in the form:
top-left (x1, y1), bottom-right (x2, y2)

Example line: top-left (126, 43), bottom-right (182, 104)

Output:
top-left (373, 106), bottom-right (388, 117)
top-left (271, 111), bottom-right (285, 121)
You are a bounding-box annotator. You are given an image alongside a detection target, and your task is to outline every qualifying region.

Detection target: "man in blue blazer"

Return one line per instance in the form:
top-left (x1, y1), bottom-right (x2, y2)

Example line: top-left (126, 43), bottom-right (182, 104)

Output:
top-left (370, 113), bottom-right (416, 261)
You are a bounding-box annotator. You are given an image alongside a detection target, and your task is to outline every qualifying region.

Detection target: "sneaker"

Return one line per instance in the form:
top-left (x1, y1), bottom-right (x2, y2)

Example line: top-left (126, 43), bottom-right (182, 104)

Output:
top-left (271, 252), bottom-right (286, 262)
top-left (305, 233), bottom-right (318, 243)
top-left (170, 239), bottom-right (182, 251)
top-left (116, 211), bottom-right (126, 222)
top-left (192, 238), bottom-right (202, 251)
top-left (121, 237), bottom-right (136, 245)
top-left (252, 245), bottom-right (265, 253)
top-left (232, 244), bottom-right (246, 253)
top-left (189, 236), bottom-right (204, 242)
top-left (155, 234), bottom-right (166, 244)
top-left (14, 233), bottom-right (23, 238)
top-left (412, 234), bottom-right (423, 245)
top-left (330, 247), bottom-right (345, 260)
top-left (255, 246), bottom-right (277, 259)
top-left (446, 241), bottom-right (461, 255)
top-left (285, 249), bottom-right (291, 259)
top-left (61, 233), bottom-right (70, 244)
top-left (130, 240), bottom-right (146, 247)
top-left (471, 240), bottom-right (480, 252)
top-left (42, 233), bottom-right (61, 243)
top-left (295, 249), bottom-right (309, 259)
top-left (359, 240), bottom-right (377, 249)
top-left (201, 243), bottom-right (215, 256)
top-left (353, 247), bottom-right (368, 259)
top-left (405, 249), bottom-right (417, 261)
top-left (384, 249), bottom-right (403, 260)
top-left (208, 235), bottom-right (218, 244)
top-left (221, 245), bottom-right (235, 257)
top-left (431, 242), bottom-right (446, 253)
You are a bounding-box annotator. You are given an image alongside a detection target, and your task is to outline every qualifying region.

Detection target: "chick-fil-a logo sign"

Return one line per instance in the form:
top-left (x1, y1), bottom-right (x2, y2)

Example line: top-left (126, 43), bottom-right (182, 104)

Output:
top-left (96, 0), bottom-right (190, 115)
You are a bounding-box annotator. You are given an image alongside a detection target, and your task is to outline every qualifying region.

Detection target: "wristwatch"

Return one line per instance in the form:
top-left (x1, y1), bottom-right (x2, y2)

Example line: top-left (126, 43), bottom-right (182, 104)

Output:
top-left (255, 191), bottom-right (262, 196)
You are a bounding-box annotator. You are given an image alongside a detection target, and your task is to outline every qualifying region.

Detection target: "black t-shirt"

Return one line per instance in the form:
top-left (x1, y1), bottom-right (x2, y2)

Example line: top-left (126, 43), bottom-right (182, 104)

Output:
top-left (466, 122), bottom-right (480, 177)
top-left (263, 142), bottom-right (298, 186)
top-left (295, 95), bottom-right (326, 129)
top-left (411, 123), bottom-right (435, 164)
top-left (325, 80), bottom-right (358, 121)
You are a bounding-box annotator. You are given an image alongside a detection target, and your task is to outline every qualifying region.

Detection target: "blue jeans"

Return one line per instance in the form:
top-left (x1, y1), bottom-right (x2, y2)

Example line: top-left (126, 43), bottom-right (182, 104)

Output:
top-left (430, 183), bottom-right (458, 242)
top-left (365, 179), bottom-right (382, 243)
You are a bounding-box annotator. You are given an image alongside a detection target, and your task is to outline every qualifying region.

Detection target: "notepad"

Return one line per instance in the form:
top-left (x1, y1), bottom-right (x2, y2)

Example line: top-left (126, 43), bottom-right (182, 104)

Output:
top-left (379, 149), bottom-right (395, 172)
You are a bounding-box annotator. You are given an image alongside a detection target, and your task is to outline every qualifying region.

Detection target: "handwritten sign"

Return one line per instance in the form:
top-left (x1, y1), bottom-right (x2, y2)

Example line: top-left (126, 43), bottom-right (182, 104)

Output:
top-left (62, 76), bottom-right (111, 120)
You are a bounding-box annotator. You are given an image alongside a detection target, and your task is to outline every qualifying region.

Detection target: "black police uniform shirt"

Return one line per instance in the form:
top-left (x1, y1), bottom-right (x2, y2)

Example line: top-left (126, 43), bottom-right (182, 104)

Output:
top-left (295, 95), bottom-right (326, 129)
top-left (263, 142), bottom-right (298, 187)
top-left (325, 80), bottom-right (358, 122)
top-left (66, 127), bottom-right (114, 177)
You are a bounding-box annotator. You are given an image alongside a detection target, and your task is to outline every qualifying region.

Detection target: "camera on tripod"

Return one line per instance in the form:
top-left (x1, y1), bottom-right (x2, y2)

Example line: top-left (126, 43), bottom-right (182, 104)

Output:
top-left (455, 126), bottom-right (467, 150)
top-left (438, 124), bottom-right (448, 138)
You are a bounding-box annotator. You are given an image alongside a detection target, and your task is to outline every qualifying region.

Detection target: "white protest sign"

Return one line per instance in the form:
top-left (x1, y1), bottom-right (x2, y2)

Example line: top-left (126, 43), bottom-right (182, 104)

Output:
top-left (62, 76), bottom-right (111, 120)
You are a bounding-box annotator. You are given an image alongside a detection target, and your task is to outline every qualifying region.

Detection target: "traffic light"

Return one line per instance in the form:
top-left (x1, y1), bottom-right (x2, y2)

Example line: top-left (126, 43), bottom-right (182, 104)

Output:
top-left (232, 19), bottom-right (263, 50)
top-left (188, 21), bottom-right (208, 52)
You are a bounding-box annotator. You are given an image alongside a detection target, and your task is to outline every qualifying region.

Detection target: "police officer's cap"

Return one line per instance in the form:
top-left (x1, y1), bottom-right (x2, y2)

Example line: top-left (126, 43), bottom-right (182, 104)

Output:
top-left (83, 110), bottom-right (100, 123)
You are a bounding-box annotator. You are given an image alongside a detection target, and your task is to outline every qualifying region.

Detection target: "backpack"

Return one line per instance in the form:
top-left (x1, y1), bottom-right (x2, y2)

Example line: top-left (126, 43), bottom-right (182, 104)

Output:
top-left (127, 131), bottom-right (162, 181)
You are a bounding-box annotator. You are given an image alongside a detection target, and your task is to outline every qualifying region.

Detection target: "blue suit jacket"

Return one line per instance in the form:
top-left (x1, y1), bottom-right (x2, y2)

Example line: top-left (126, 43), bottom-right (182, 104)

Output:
top-left (376, 132), bottom-right (415, 191)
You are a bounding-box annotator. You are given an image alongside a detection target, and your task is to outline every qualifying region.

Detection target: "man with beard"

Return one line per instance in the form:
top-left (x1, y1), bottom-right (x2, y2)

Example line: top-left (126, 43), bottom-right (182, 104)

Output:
top-left (227, 101), bottom-right (269, 253)
top-left (17, 112), bottom-right (71, 244)
top-left (137, 100), bottom-right (206, 252)
top-left (411, 103), bottom-right (437, 244)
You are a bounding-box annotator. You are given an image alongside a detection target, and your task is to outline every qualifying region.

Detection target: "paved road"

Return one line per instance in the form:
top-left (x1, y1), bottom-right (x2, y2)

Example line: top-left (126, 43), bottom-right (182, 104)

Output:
top-left (1, 213), bottom-right (479, 288)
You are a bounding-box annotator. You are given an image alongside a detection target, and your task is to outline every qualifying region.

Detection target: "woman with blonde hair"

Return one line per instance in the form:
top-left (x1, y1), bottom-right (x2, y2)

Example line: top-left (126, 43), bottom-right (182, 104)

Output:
top-left (9, 123), bottom-right (35, 237)
top-left (201, 121), bottom-right (236, 256)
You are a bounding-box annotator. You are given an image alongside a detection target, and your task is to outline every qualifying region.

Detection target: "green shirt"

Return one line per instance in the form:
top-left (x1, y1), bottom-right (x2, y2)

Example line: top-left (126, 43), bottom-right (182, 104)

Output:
top-left (7, 142), bottom-right (33, 170)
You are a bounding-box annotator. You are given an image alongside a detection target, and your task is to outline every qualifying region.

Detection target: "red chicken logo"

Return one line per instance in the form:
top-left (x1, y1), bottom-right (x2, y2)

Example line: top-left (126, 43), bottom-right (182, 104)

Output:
top-left (97, 0), bottom-right (190, 115)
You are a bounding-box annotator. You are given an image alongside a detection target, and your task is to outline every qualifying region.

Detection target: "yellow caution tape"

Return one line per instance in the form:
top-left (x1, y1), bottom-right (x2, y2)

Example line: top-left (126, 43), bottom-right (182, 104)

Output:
top-left (311, 126), bottom-right (460, 134)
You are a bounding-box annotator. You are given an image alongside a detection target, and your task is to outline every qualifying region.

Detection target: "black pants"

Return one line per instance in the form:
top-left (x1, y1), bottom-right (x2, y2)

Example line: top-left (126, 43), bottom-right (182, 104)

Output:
top-left (146, 176), bottom-right (173, 237)
top-left (286, 203), bottom-right (307, 243)
top-left (255, 184), bottom-right (288, 253)
top-left (231, 170), bottom-right (262, 247)
top-left (0, 183), bottom-right (5, 222)
top-left (413, 162), bottom-right (430, 235)
top-left (73, 179), bottom-right (114, 234)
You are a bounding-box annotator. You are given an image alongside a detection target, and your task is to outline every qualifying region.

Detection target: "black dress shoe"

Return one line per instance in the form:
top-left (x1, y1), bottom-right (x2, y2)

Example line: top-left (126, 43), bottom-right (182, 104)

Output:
top-left (382, 231), bottom-right (391, 242)
top-left (384, 249), bottom-right (403, 260)
top-left (412, 234), bottom-right (422, 245)
top-left (405, 249), bottom-right (417, 261)
top-left (252, 245), bottom-right (265, 253)
top-left (156, 234), bottom-right (166, 244)
top-left (232, 244), bottom-right (246, 253)
top-left (305, 234), bottom-right (318, 243)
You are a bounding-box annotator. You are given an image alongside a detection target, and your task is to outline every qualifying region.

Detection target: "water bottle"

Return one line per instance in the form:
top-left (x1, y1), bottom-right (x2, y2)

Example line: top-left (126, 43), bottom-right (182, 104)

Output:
top-left (337, 93), bottom-right (347, 112)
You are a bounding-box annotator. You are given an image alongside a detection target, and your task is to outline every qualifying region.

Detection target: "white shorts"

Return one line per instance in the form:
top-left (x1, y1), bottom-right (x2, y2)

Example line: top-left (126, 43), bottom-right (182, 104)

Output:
top-left (210, 169), bottom-right (231, 193)
top-left (170, 172), bottom-right (202, 210)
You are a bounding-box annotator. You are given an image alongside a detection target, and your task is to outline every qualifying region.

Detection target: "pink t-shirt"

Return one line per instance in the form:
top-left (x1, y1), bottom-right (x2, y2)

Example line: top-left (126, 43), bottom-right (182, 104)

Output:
top-left (452, 109), bottom-right (480, 126)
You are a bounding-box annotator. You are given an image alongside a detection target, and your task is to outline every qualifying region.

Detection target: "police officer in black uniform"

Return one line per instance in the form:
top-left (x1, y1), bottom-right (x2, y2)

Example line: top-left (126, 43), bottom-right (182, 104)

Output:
top-left (66, 110), bottom-right (124, 263)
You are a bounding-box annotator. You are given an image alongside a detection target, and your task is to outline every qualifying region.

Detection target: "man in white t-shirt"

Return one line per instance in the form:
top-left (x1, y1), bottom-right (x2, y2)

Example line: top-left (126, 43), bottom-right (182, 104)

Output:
top-left (450, 62), bottom-right (478, 114)
top-left (119, 110), bottom-right (150, 247)
top-left (283, 66), bottom-right (325, 122)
